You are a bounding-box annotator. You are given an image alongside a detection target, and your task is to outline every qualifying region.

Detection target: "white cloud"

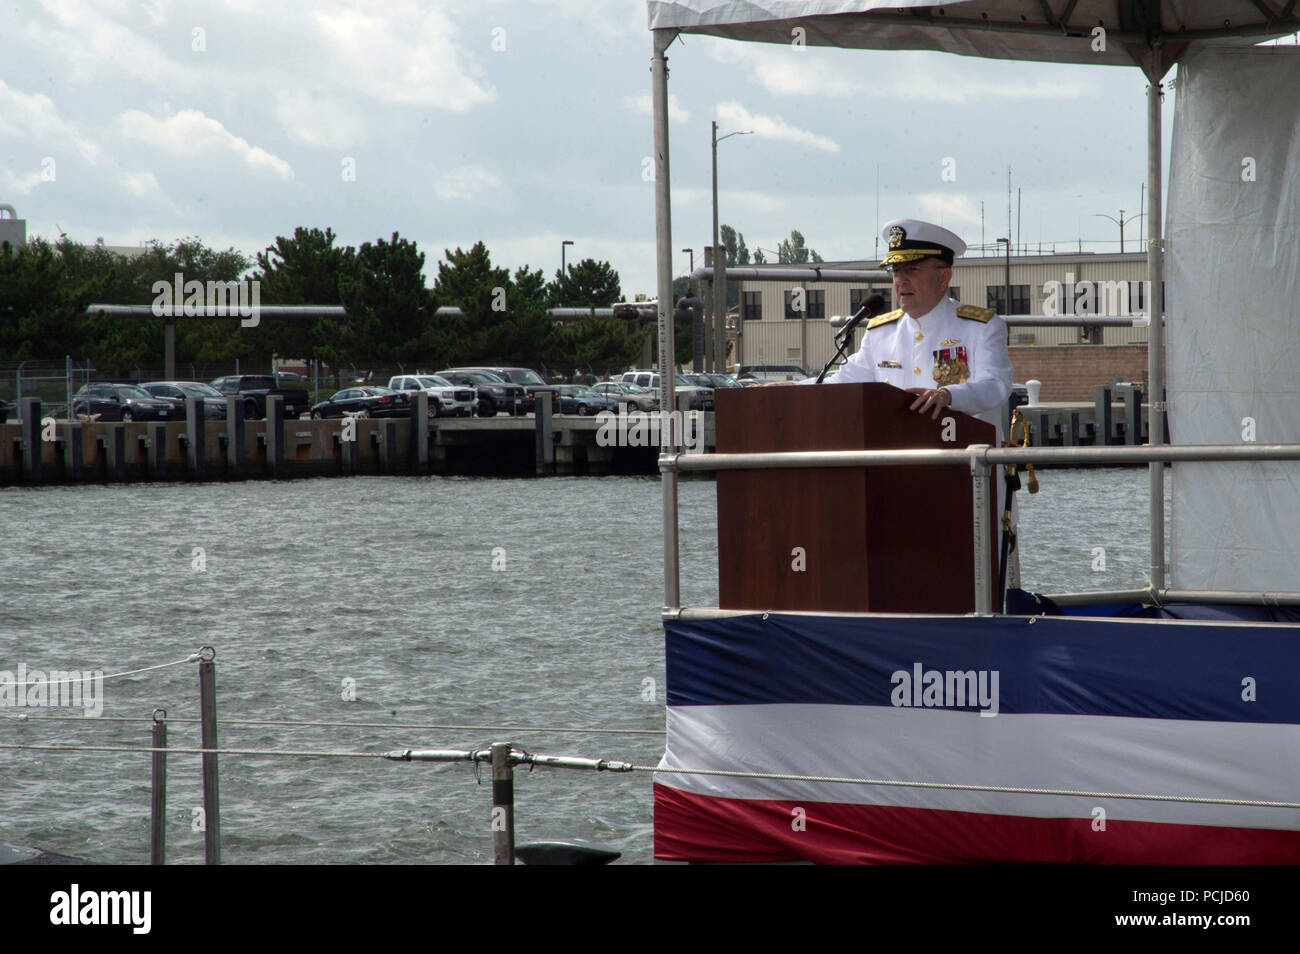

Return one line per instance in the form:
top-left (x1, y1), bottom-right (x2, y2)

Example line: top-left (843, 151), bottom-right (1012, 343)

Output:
top-left (121, 170), bottom-right (164, 199)
top-left (25, 0), bottom-right (193, 88)
top-left (622, 93), bottom-right (691, 124)
top-left (117, 108), bottom-right (295, 180)
top-left (521, 0), bottom-right (643, 39)
top-left (0, 168), bottom-right (45, 197)
top-left (715, 101), bottom-right (839, 153)
top-left (310, 3), bottom-right (496, 112)
top-left (0, 80), bottom-right (101, 163)
top-left (434, 166), bottom-right (504, 202)
top-left (708, 43), bottom-right (866, 98)
top-left (914, 193), bottom-right (984, 230)
top-left (274, 91), bottom-right (364, 150)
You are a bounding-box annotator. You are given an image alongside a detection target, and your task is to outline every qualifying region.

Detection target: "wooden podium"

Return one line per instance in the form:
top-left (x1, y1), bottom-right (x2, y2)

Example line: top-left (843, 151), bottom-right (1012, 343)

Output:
top-left (715, 382), bottom-right (997, 615)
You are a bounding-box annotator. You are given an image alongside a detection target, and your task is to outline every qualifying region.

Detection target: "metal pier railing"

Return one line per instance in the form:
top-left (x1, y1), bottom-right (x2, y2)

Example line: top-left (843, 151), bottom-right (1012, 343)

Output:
top-left (659, 442), bottom-right (1300, 613)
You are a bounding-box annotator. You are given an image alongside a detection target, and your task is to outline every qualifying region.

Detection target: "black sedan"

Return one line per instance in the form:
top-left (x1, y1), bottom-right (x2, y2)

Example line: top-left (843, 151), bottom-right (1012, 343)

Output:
top-left (310, 387), bottom-right (411, 419)
top-left (140, 381), bottom-right (228, 420)
top-left (72, 384), bottom-right (177, 421)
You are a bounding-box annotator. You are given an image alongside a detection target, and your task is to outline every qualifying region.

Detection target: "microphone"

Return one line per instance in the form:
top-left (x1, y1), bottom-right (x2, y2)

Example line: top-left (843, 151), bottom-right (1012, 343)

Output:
top-left (816, 294), bottom-right (887, 384)
top-left (837, 293), bottom-right (887, 340)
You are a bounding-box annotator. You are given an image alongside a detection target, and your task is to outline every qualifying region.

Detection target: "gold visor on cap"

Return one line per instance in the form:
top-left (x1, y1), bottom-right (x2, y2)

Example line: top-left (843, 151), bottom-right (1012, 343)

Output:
top-left (882, 247), bottom-right (947, 265)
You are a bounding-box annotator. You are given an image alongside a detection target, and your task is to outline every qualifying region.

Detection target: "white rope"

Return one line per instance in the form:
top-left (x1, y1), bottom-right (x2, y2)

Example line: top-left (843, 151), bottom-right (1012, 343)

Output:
top-left (0, 651), bottom-right (205, 688)
top-left (0, 714), bottom-right (665, 734)
top-left (0, 742), bottom-right (375, 759)
top-left (637, 764), bottom-right (1300, 809)
top-left (2, 738), bottom-right (1293, 810)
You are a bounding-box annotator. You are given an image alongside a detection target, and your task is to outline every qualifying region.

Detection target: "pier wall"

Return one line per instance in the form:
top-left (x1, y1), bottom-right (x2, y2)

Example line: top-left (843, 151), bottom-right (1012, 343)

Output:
top-left (0, 411), bottom-right (690, 485)
top-left (1009, 344), bottom-right (1148, 401)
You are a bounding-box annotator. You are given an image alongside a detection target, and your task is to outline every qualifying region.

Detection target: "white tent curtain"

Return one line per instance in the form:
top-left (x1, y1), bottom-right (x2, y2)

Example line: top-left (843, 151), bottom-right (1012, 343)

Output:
top-left (1166, 46), bottom-right (1300, 593)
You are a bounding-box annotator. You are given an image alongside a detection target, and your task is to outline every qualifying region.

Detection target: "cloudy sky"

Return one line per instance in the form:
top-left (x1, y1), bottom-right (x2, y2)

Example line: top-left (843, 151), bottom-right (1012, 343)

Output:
top-left (4, 1), bottom-right (1289, 299)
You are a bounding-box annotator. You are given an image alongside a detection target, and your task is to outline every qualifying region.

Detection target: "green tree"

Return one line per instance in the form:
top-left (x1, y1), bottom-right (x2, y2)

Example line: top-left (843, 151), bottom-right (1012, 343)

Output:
top-left (251, 227), bottom-right (354, 370)
top-left (547, 258), bottom-right (622, 308)
top-left (337, 232), bottom-right (434, 364)
top-left (777, 229), bottom-right (822, 264)
top-left (719, 224), bottom-right (750, 266)
top-left (565, 314), bottom-right (642, 375)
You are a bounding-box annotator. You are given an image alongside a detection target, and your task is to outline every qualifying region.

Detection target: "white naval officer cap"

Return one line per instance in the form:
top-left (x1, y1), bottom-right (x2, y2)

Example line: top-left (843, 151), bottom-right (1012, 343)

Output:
top-left (880, 218), bottom-right (967, 266)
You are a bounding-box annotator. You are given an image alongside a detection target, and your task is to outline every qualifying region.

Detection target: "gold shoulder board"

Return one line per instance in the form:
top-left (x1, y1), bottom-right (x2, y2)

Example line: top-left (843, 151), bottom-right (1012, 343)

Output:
top-left (956, 304), bottom-right (994, 323)
top-left (865, 308), bottom-right (904, 329)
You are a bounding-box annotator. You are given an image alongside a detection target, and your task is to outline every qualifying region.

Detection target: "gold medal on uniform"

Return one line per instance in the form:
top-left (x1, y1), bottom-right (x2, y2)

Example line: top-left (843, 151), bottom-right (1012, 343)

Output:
top-left (932, 346), bottom-right (970, 386)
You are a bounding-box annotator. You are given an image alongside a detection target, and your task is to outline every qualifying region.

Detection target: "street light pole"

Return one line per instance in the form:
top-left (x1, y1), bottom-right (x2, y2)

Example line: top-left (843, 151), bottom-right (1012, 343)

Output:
top-left (1092, 211), bottom-right (1145, 254)
top-left (712, 122), bottom-right (752, 373)
top-left (561, 239), bottom-right (574, 277)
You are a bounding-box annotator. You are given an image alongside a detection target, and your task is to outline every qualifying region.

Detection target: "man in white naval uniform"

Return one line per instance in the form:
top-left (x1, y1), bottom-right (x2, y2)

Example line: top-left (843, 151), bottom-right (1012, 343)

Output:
top-left (827, 219), bottom-right (1017, 582)
top-left (835, 218), bottom-right (1013, 447)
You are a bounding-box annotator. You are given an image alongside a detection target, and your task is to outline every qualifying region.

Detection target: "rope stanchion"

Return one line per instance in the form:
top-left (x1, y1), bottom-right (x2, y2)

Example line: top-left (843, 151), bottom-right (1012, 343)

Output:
top-left (150, 708), bottom-right (167, 866)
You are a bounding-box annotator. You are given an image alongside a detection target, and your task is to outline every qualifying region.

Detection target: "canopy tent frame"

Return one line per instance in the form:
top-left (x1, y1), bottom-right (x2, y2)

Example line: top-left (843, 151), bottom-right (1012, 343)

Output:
top-left (647, 1), bottom-right (1300, 613)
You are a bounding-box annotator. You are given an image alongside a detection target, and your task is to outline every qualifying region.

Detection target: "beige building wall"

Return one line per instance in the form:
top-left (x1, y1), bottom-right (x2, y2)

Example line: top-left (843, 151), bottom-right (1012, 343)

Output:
top-left (734, 252), bottom-right (1150, 373)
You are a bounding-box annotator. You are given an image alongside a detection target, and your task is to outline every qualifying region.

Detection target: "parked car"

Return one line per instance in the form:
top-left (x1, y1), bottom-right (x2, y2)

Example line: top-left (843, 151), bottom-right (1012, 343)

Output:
top-left (71, 384), bottom-right (177, 421)
top-left (435, 370), bottom-right (526, 417)
top-left (681, 372), bottom-right (743, 395)
top-left (618, 370), bottom-right (714, 411)
top-left (589, 381), bottom-right (658, 412)
top-left (139, 381), bottom-right (228, 420)
top-left (387, 374), bottom-right (477, 417)
top-left (554, 385), bottom-right (620, 416)
top-left (210, 374), bottom-right (311, 419)
top-left (736, 363), bottom-right (808, 383)
top-left (452, 367), bottom-right (558, 414)
top-left (310, 386), bottom-right (410, 419)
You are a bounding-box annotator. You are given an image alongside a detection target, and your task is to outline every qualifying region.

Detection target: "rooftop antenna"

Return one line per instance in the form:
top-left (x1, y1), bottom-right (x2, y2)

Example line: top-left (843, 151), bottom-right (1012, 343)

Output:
top-left (1006, 166), bottom-right (1012, 258)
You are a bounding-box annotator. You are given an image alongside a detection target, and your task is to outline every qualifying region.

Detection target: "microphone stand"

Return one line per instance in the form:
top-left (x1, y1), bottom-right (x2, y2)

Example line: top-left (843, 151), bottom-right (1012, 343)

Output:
top-left (815, 303), bottom-right (871, 383)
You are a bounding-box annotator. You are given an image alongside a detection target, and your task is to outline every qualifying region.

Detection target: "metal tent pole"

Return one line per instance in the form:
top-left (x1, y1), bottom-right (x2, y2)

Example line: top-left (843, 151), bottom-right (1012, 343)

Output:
top-left (1146, 50), bottom-right (1167, 592)
top-left (653, 30), bottom-right (680, 613)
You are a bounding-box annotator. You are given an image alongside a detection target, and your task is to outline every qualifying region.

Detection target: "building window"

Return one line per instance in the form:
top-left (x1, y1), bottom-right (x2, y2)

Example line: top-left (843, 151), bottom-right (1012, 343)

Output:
top-left (742, 291), bottom-right (762, 321)
top-left (783, 290), bottom-right (800, 319)
top-left (850, 286), bottom-right (891, 314)
top-left (784, 289), bottom-right (824, 319)
top-left (947, 286), bottom-right (961, 301)
top-left (807, 290), bottom-right (825, 319)
top-left (986, 284), bottom-right (1029, 315)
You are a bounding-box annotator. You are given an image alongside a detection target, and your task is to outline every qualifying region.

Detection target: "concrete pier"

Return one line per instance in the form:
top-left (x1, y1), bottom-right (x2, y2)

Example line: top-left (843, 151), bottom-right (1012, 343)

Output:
top-left (0, 412), bottom-right (713, 485)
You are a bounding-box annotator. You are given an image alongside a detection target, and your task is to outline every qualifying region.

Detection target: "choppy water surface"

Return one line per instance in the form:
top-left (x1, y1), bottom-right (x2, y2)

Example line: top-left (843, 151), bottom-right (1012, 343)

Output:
top-left (0, 468), bottom-right (1158, 863)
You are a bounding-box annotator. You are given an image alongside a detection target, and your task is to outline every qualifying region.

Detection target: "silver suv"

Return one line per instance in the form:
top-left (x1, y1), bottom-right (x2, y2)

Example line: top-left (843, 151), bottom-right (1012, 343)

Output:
top-left (618, 370), bottom-right (714, 411)
top-left (387, 374), bottom-right (477, 417)
top-left (736, 364), bottom-right (808, 383)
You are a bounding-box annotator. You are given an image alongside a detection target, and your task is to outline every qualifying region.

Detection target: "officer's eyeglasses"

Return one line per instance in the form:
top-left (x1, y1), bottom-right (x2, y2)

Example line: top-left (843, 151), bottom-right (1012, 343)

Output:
top-left (887, 262), bottom-right (948, 277)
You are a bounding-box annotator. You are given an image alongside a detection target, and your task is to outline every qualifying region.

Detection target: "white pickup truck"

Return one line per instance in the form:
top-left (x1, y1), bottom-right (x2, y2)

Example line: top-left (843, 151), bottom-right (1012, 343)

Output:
top-left (387, 374), bottom-right (478, 417)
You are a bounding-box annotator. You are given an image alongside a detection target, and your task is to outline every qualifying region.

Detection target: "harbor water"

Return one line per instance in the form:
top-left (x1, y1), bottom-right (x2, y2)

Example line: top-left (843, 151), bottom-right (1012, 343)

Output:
top-left (0, 468), bottom-right (1165, 863)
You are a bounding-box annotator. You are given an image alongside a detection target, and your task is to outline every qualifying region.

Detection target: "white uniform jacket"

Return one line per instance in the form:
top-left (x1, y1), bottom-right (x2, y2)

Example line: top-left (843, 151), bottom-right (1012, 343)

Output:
top-left (833, 296), bottom-right (1013, 446)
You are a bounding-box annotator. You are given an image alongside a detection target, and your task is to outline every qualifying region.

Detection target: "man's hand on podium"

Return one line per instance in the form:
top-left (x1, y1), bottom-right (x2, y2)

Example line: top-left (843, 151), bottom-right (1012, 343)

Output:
top-left (906, 386), bottom-right (952, 420)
